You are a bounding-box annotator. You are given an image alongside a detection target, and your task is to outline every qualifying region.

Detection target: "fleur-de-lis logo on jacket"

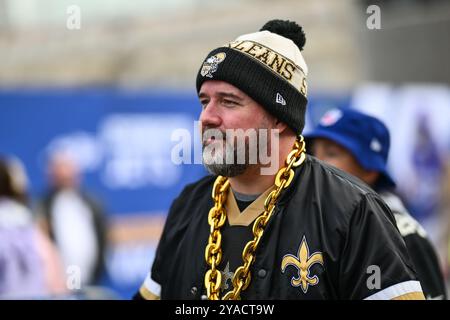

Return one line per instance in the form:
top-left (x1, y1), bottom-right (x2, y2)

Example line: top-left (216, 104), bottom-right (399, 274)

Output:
top-left (281, 235), bottom-right (324, 293)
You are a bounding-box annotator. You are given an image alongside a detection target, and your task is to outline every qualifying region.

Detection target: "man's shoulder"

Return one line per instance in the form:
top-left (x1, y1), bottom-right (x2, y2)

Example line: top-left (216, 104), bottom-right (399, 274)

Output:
top-left (305, 155), bottom-right (377, 197)
top-left (169, 175), bottom-right (216, 213)
top-left (161, 175), bottom-right (216, 240)
top-left (380, 191), bottom-right (428, 238)
top-left (300, 155), bottom-right (391, 223)
top-left (177, 174), bottom-right (216, 200)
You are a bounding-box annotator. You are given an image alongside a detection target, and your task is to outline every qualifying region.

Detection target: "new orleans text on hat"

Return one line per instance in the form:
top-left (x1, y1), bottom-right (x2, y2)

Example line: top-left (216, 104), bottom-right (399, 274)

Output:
top-left (228, 40), bottom-right (307, 96)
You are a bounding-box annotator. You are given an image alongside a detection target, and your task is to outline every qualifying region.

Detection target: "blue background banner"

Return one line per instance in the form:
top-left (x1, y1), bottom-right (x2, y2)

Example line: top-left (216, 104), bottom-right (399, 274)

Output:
top-left (0, 88), bottom-right (350, 298)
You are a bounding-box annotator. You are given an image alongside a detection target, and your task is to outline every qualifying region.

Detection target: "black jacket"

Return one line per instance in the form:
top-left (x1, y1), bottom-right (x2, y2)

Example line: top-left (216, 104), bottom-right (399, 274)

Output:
top-left (144, 156), bottom-right (423, 300)
top-left (381, 191), bottom-right (447, 300)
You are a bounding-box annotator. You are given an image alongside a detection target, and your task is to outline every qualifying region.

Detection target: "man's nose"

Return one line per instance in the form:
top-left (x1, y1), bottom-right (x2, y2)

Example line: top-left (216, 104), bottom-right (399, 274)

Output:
top-left (199, 100), bottom-right (221, 128)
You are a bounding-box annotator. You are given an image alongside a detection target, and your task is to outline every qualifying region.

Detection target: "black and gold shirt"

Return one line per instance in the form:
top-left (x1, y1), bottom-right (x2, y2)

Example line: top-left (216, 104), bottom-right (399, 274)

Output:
top-left (136, 156), bottom-right (425, 300)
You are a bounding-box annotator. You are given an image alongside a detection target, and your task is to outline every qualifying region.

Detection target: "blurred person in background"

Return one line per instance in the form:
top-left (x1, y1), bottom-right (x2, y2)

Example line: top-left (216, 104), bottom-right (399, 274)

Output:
top-left (305, 108), bottom-right (448, 300)
top-left (38, 151), bottom-right (107, 287)
top-left (0, 156), bottom-right (66, 298)
top-left (440, 160), bottom-right (450, 289)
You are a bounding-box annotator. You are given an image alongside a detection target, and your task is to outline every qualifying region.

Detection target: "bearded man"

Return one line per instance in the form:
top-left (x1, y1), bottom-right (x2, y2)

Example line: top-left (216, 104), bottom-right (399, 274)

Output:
top-left (134, 19), bottom-right (424, 300)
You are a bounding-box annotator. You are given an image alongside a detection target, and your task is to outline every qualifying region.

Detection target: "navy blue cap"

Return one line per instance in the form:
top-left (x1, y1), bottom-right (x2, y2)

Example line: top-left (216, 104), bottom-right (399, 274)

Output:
top-left (304, 108), bottom-right (396, 189)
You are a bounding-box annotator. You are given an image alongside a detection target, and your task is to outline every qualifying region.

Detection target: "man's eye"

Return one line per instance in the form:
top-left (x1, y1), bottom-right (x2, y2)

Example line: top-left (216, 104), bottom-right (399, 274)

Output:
top-left (200, 100), bottom-right (209, 109)
top-left (223, 99), bottom-right (237, 107)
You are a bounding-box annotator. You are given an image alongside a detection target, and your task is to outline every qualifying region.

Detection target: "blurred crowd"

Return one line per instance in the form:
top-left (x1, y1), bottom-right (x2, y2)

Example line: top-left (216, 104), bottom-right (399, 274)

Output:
top-left (0, 152), bottom-right (111, 299)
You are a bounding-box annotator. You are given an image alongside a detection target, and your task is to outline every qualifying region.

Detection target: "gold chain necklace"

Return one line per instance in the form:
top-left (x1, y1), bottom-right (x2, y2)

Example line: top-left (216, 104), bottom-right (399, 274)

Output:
top-left (204, 136), bottom-right (307, 300)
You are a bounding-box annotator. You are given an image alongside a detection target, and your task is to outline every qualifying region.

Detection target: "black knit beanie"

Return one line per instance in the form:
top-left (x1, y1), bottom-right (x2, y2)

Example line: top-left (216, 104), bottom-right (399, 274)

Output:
top-left (196, 19), bottom-right (308, 134)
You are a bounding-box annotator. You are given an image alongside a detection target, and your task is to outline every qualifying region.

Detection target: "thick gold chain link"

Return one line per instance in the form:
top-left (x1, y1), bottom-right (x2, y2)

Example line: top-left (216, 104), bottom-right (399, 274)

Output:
top-left (204, 136), bottom-right (307, 300)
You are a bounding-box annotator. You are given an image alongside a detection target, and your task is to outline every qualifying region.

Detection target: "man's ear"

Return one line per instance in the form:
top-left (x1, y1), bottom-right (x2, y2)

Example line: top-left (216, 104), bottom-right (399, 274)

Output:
top-left (274, 119), bottom-right (288, 133)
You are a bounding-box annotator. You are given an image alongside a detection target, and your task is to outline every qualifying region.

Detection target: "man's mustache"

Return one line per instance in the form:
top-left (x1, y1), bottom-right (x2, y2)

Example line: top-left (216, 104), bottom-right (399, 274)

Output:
top-left (201, 127), bottom-right (227, 146)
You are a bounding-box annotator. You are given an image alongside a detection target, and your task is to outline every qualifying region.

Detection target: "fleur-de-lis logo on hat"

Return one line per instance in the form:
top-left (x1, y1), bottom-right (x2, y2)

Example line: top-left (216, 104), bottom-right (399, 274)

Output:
top-left (281, 235), bottom-right (324, 293)
top-left (200, 52), bottom-right (226, 78)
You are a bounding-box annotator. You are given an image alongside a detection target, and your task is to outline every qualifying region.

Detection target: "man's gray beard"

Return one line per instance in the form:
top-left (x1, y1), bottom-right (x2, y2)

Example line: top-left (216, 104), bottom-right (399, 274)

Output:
top-left (202, 141), bottom-right (249, 177)
top-left (203, 162), bottom-right (248, 177)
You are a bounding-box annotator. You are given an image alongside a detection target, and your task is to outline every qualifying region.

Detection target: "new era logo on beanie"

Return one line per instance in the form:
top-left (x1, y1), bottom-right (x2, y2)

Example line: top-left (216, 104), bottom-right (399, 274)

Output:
top-left (276, 93), bottom-right (286, 105)
top-left (196, 19), bottom-right (309, 134)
